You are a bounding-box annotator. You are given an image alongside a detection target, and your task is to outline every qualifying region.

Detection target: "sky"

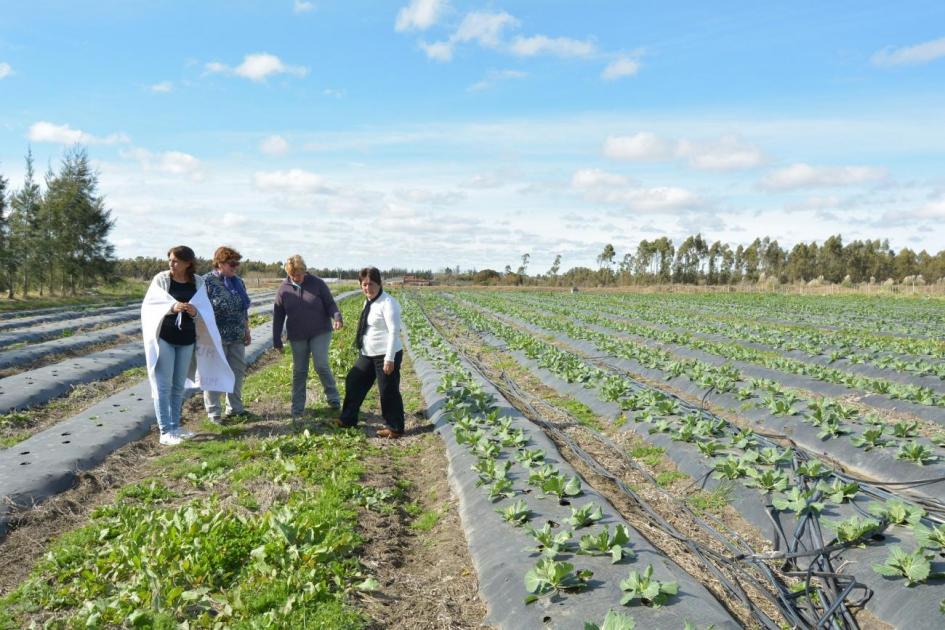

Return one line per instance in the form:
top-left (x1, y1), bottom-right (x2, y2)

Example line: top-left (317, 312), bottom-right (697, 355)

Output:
top-left (1, 1), bottom-right (944, 273)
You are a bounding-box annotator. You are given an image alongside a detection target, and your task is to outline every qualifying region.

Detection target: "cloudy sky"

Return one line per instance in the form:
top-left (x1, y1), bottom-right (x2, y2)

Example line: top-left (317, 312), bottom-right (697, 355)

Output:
top-left (1, 1), bottom-right (944, 272)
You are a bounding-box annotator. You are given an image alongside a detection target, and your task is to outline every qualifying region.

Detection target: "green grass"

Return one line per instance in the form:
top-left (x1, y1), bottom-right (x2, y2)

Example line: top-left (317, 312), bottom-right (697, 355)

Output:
top-left (548, 395), bottom-right (604, 431)
top-left (410, 507), bottom-right (443, 532)
top-left (687, 482), bottom-right (735, 514)
top-left (629, 444), bottom-right (666, 468)
top-left (655, 470), bottom-right (688, 487)
top-left (0, 279), bottom-right (147, 314)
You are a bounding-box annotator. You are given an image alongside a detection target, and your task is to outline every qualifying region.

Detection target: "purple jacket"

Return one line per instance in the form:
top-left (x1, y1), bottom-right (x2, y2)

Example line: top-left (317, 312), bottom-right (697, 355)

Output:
top-left (272, 274), bottom-right (342, 348)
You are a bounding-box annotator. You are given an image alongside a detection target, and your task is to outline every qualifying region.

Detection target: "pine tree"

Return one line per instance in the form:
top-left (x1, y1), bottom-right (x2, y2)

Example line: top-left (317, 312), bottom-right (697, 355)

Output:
top-left (8, 149), bottom-right (43, 297)
top-left (0, 166), bottom-right (9, 296)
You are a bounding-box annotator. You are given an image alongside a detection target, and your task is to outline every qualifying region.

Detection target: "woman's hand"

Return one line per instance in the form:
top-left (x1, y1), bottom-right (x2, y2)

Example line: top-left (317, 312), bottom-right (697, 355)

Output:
top-left (173, 302), bottom-right (196, 316)
top-left (244, 328), bottom-right (252, 346)
top-left (383, 360), bottom-right (395, 375)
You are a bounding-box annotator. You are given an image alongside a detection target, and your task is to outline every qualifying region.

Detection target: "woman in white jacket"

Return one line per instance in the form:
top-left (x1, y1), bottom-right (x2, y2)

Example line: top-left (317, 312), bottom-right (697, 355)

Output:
top-left (141, 246), bottom-right (233, 445)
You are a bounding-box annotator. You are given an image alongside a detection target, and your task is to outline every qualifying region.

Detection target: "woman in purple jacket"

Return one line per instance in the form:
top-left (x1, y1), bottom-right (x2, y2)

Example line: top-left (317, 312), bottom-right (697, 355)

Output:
top-left (272, 255), bottom-right (343, 418)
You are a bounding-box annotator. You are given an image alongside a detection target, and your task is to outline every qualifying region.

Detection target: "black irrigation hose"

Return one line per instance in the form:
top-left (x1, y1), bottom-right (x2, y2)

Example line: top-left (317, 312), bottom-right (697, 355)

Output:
top-left (422, 293), bottom-right (892, 629)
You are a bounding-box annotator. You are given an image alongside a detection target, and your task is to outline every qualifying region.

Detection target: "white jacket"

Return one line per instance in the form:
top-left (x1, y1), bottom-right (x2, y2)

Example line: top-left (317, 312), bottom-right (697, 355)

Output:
top-left (360, 291), bottom-right (403, 362)
top-left (141, 271), bottom-right (235, 398)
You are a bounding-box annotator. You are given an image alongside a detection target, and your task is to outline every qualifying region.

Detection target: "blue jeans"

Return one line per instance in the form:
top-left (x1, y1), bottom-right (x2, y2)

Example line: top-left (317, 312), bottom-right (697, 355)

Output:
top-left (153, 338), bottom-right (195, 434)
top-left (289, 331), bottom-right (339, 415)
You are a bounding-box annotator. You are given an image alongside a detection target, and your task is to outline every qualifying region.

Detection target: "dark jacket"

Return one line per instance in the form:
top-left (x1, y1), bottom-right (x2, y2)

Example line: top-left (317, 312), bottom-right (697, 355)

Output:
top-left (272, 274), bottom-right (341, 348)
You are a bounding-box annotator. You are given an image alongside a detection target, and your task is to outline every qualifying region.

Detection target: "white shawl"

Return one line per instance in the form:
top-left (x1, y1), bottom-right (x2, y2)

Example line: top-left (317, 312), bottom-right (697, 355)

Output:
top-left (141, 271), bottom-right (235, 398)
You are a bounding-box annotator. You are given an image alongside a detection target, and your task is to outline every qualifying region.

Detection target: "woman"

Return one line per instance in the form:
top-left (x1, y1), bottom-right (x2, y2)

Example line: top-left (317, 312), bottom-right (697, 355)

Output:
top-left (272, 255), bottom-right (343, 417)
top-left (141, 246), bottom-right (233, 445)
top-left (339, 267), bottom-right (405, 438)
top-left (202, 246), bottom-right (252, 423)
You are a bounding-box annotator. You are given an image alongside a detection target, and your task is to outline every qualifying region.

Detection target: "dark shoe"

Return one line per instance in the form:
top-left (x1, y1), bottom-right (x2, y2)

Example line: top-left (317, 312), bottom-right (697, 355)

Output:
top-left (376, 428), bottom-right (403, 439)
top-left (328, 401), bottom-right (341, 411)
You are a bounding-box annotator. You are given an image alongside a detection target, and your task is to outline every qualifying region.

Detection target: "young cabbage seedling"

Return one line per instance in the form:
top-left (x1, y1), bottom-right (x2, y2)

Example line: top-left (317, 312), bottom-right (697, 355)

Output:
top-left (568, 502), bottom-right (604, 528)
top-left (619, 564), bottom-right (679, 608)
top-left (583, 609), bottom-right (636, 630)
top-left (497, 499), bottom-right (532, 527)
top-left (577, 524), bottom-right (635, 563)
top-left (823, 515), bottom-right (882, 546)
top-left (525, 522), bottom-right (574, 557)
top-left (873, 546), bottom-right (941, 586)
top-left (523, 558), bottom-right (593, 604)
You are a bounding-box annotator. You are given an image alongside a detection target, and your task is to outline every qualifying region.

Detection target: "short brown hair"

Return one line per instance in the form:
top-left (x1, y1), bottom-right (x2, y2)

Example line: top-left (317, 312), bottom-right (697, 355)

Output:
top-left (167, 245), bottom-right (196, 280)
top-left (284, 255), bottom-right (306, 275)
top-left (212, 246), bottom-right (242, 269)
top-left (358, 266), bottom-right (382, 289)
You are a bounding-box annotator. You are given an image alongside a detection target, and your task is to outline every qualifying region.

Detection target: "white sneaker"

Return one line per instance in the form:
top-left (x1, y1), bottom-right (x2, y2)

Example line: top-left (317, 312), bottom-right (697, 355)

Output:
top-left (159, 432), bottom-right (182, 446)
top-left (176, 429), bottom-right (195, 439)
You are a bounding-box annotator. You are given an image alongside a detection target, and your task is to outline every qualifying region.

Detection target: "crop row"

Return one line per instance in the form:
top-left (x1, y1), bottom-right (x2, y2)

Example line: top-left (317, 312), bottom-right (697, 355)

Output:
top-left (420, 291), bottom-right (945, 627)
top-left (472, 291), bottom-right (945, 410)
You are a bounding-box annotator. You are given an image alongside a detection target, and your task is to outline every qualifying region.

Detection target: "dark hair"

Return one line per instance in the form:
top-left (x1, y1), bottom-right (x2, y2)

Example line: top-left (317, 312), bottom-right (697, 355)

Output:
top-left (167, 245), bottom-right (197, 281)
top-left (358, 266), bottom-right (382, 289)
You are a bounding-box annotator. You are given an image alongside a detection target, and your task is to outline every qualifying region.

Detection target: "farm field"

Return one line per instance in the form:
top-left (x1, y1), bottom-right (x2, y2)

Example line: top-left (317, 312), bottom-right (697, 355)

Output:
top-left (401, 288), bottom-right (945, 629)
top-left (1, 286), bottom-right (944, 628)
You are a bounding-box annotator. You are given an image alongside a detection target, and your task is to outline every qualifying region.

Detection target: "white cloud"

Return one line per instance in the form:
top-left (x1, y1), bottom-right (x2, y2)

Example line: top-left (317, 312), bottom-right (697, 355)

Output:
top-left (420, 40), bottom-right (454, 62)
top-left (205, 53), bottom-right (308, 82)
top-left (323, 87), bottom-right (345, 98)
top-left (453, 11), bottom-right (518, 47)
top-left (907, 196), bottom-right (945, 219)
top-left (0, 62), bottom-right (12, 79)
top-left (260, 135), bottom-right (290, 155)
top-left (254, 168), bottom-right (333, 194)
top-left (468, 69), bottom-right (526, 92)
top-left (293, 0), bottom-right (315, 14)
top-left (150, 81), bottom-right (173, 93)
top-left (571, 168), bottom-right (631, 188)
top-left (461, 173), bottom-right (504, 188)
top-left (601, 56), bottom-right (640, 80)
top-left (395, 188), bottom-right (465, 205)
top-left (871, 36), bottom-right (945, 67)
top-left (603, 132), bottom-right (673, 160)
top-left (509, 35), bottom-right (596, 58)
top-left (28, 121), bottom-right (130, 145)
top-left (395, 0), bottom-right (445, 32)
top-left (761, 163), bottom-right (888, 190)
top-left (222, 212), bottom-right (249, 227)
top-left (676, 135), bottom-right (765, 171)
top-left (124, 148), bottom-right (204, 180)
top-left (570, 167), bottom-right (699, 212)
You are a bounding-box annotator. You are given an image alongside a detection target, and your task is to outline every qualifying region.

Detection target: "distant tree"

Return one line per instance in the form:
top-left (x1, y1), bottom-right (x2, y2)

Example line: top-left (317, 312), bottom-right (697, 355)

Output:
top-left (7, 149), bottom-right (43, 296)
top-left (0, 166), bottom-right (10, 296)
top-left (596, 243), bottom-right (616, 270)
top-left (517, 252), bottom-right (530, 276)
top-left (42, 146), bottom-right (115, 294)
top-left (548, 253), bottom-right (561, 278)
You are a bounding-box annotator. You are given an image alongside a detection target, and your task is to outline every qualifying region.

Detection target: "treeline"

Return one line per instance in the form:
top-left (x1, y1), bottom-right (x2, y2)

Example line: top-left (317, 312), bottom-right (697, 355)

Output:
top-left (0, 147), bottom-right (115, 298)
top-left (467, 235), bottom-right (945, 287)
top-left (116, 257), bottom-right (434, 283)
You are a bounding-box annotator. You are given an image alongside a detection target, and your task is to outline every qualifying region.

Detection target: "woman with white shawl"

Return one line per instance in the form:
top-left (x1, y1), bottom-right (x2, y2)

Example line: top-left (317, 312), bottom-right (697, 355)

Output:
top-left (141, 246), bottom-right (234, 445)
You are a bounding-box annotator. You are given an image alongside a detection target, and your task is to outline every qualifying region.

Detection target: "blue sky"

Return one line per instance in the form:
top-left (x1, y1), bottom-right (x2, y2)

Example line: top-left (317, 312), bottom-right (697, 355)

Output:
top-left (1, 1), bottom-right (944, 271)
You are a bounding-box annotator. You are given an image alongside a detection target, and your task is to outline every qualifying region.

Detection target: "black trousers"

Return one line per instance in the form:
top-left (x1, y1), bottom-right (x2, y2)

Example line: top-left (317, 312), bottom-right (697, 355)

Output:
top-left (340, 350), bottom-right (405, 432)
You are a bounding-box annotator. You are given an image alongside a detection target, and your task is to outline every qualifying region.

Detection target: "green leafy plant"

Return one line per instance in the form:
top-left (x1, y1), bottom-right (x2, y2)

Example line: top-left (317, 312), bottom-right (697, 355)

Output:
top-left (744, 467), bottom-right (790, 493)
top-left (816, 479), bottom-right (859, 504)
top-left (914, 523), bottom-right (945, 551)
top-left (869, 499), bottom-right (926, 527)
top-left (873, 546), bottom-right (938, 586)
top-left (488, 478), bottom-right (516, 501)
top-left (823, 515), bottom-right (882, 545)
top-left (584, 609), bottom-right (636, 630)
top-left (896, 441), bottom-right (939, 466)
top-left (497, 499), bottom-right (532, 526)
top-left (525, 522), bottom-right (574, 557)
top-left (772, 487), bottom-right (824, 515)
top-left (697, 440), bottom-right (724, 457)
top-left (891, 421), bottom-right (919, 439)
top-left (850, 428), bottom-right (888, 451)
top-left (569, 502), bottom-right (604, 528)
top-left (541, 473), bottom-right (583, 499)
top-left (577, 524), bottom-right (634, 563)
top-left (757, 447), bottom-right (791, 466)
top-left (712, 455), bottom-right (750, 480)
top-left (523, 558), bottom-right (593, 603)
top-left (796, 459), bottom-right (831, 479)
top-left (619, 564), bottom-right (679, 608)
top-left (516, 448), bottom-right (546, 468)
